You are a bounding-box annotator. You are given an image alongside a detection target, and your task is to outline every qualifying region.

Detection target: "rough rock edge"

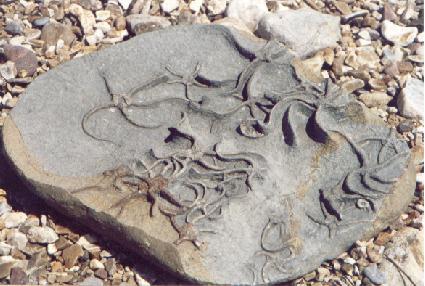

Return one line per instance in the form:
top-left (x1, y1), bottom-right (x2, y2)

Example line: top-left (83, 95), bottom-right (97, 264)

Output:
top-left (0, 117), bottom-right (211, 284)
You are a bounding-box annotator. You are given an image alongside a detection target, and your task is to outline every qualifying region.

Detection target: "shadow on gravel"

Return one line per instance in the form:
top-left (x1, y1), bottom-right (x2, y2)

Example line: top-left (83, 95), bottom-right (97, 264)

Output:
top-left (0, 134), bottom-right (185, 285)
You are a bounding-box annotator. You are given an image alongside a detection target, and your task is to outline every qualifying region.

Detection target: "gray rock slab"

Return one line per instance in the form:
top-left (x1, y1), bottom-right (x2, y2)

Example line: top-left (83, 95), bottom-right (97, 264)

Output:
top-left (256, 8), bottom-right (341, 59)
top-left (1, 25), bottom-right (415, 284)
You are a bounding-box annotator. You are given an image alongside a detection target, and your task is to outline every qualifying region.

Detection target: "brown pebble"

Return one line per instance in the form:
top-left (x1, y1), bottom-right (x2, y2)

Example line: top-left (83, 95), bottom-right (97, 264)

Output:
top-left (62, 244), bottom-right (84, 268)
top-left (95, 268), bottom-right (108, 280)
top-left (332, 56), bottom-right (344, 76)
top-left (55, 236), bottom-right (72, 251)
top-left (51, 260), bottom-right (64, 272)
top-left (10, 267), bottom-right (28, 285)
top-left (341, 263), bottom-right (353, 275)
top-left (397, 61), bottom-right (414, 73)
top-left (384, 63), bottom-right (400, 77)
top-left (11, 248), bottom-right (26, 260)
top-left (2, 44), bottom-right (38, 76)
top-left (40, 22), bottom-right (76, 48)
top-left (55, 273), bottom-right (74, 283)
top-left (375, 231), bottom-right (394, 245)
top-left (366, 245), bottom-right (382, 263)
top-left (105, 258), bottom-right (116, 276)
top-left (362, 16), bottom-right (379, 29)
top-left (114, 16), bottom-right (127, 30)
top-left (384, 3), bottom-right (398, 21)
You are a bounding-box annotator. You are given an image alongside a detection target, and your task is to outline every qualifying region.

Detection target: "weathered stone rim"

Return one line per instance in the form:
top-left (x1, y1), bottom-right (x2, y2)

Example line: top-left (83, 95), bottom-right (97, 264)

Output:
top-left (0, 116), bottom-right (213, 284)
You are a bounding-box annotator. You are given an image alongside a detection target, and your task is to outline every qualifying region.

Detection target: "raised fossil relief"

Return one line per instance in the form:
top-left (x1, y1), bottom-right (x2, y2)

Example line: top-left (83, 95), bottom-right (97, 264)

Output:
top-left (1, 25), bottom-right (415, 284)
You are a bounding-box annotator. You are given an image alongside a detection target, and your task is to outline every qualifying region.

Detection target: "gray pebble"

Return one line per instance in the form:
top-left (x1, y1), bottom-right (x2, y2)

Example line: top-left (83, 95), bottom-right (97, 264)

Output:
top-left (5, 22), bottom-right (22, 35)
top-left (32, 17), bottom-right (50, 28)
top-left (364, 263), bottom-right (386, 285)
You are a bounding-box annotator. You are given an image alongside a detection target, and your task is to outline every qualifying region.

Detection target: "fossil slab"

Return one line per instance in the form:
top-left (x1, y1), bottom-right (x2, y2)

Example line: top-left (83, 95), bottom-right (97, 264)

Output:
top-left (1, 25), bottom-right (415, 284)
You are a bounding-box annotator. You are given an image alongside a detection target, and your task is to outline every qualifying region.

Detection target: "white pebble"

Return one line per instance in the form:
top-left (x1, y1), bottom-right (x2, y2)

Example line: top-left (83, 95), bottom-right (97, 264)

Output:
top-left (417, 173), bottom-right (424, 184)
top-left (2, 212), bottom-right (27, 228)
top-left (27, 226), bottom-right (59, 244)
top-left (40, 215), bottom-right (47, 227)
top-left (189, 0), bottom-right (203, 13)
top-left (89, 259), bottom-right (104, 269)
top-left (161, 0), bottom-right (180, 13)
top-left (47, 243), bottom-right (57, 255)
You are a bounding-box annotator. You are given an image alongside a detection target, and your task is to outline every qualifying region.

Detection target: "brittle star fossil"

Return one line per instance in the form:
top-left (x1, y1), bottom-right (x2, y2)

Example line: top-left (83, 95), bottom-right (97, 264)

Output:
top-left (165, 62), bottom-right (208, 103)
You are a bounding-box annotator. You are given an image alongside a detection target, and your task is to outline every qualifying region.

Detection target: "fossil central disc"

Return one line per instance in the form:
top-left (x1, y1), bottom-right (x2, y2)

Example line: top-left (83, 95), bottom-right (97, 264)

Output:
top-left (1, 25), bottom-right (414, 284)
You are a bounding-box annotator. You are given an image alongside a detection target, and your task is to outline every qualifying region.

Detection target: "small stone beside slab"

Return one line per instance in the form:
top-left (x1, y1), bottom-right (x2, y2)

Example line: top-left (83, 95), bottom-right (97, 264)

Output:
top-left (0, 25), bottom-right (415, 284)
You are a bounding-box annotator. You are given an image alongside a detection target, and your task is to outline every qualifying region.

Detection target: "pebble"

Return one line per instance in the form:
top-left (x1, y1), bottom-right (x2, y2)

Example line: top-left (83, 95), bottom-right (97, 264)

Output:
top-left (62, 244), bottom-right (84, 268)
top-left (226, 0), bottom-right (268, 31)
top-left (126, 14), bottom-right (171, 35)
top-left (0, 62), bottom-right (17, 81)
top-left (47, 243), bottom-right (57, 255)
top-left (368, 78), bottom-right (386, 91)
top-left (417, 32), bottom-right (424, 43)
top-left (398, 120), bottom-right (415, 133)
top-left (257, 8), bottom-right (341, 58)
top-left (355, 46), bottom-right (380, 70)
top-left (40, 22), bottom-right (76, 48)
top-left (3, 44), bottom-right (38, 76)
top-left (189, 0), bottom-right (203, 13)
top-left (69, 4), bottom-right (97, 35)
top-left (382, 45), bottom-right (404, 64)
top-left (343, 257), bottom-right (357, 265)
top-left (95, 10), bottom-right (111, 21)
top-left (105, 258), bottom-right (116, 275)
top-left (381, 20), bottom-right (418, 46)
top-left (5, 21), bottom-right (22, 35)
top-left (334, 1), bottom-right (351, 15)
top-left (316, 267), bottom-right (330, 281)
top-left (397, 77), bottom-right (424, 119)
top-left (77, 235), bottom-right (101, 252)
top-left (2, 212), bottom-right (27, 229)
top-left (9, 267), bottom-right (28, 284)
top-left (363, 263), bottom-right (386, 285)
top-left (90, 259), bottom-right (104, 269)
top-left (366, 244), bottom-right (382, 263)
top-left (114, 16), bottom-right (127, 30)
top-left (340, 78), bottom-right (365, 93)
top-left (341, 10), bottom-right (368, 24)
top-left (95, 268), bottom-right (108, 279)
top-left (118, 0), bottom-right (132, 10)
top-left (358, 92), bottom-right (392, 109)
top-left (342, 262), bottom-right (354, 275)
top-left (398, 61), bottom-right (414, 73)
top-left (161, 0), bottom-right (180, 13)
top-left (0, 256), bottom-right (17, 279)
top-left (94, 22), bottom-right (112, 34)
top-left (0, 201), bottom-right (12, 216)
top-left (7, 230), bottom-right (28, 251)
top-left (0, 242), bottom-right (12, 256)
top-left (86, 29), bottom-right (105, 46)
top-left (27, 226), bottom-right (59, 244)
top-left (383, 3), bottom-right (398, 21)
top-left (32, 17), bottom-right (50, 28)
top-left (80, 276), bottom-right (104, 286)
top-left (206, 0), bottom-right (228, 15)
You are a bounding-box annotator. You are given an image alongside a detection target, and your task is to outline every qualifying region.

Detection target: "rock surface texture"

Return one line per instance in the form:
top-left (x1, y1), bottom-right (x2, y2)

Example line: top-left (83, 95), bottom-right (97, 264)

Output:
top-left (0, 25), bottom-right (415, 284)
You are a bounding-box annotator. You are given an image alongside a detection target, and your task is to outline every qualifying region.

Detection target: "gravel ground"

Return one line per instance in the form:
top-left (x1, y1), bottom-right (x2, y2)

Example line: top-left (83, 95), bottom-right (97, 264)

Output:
top-left (0, 0), bottom-right (423, 285)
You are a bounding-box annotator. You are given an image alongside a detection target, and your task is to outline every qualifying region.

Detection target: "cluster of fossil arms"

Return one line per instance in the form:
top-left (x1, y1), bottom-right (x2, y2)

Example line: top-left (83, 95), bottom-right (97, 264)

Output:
top-left (78, 40), bottom-right (409, 277)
